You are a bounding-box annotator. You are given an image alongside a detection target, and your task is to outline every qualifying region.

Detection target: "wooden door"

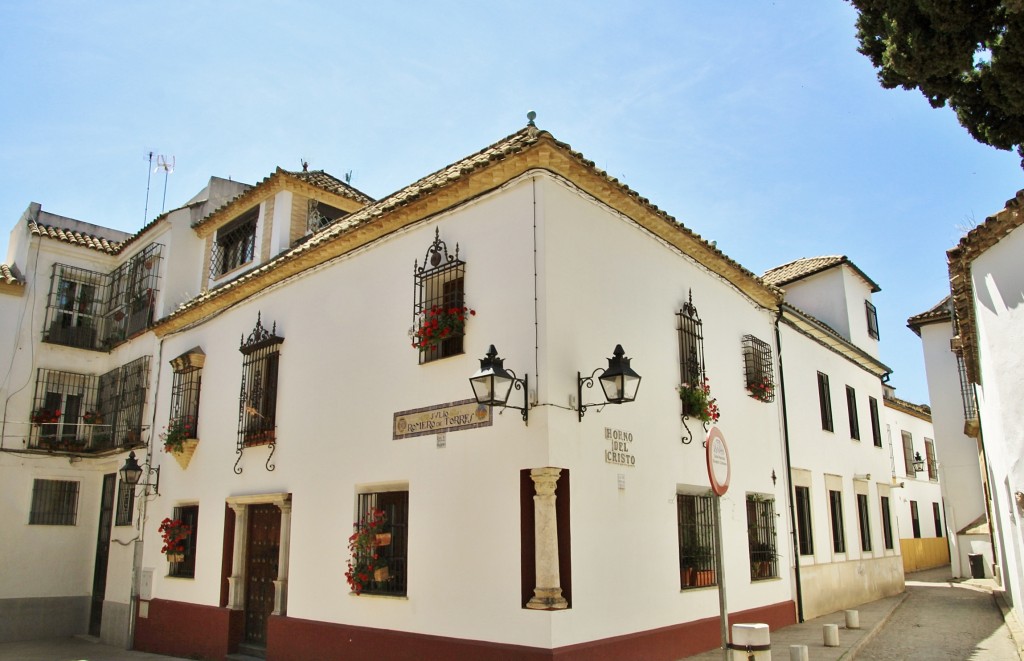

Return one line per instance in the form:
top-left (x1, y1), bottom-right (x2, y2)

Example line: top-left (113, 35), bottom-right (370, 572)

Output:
top-left (89, 474), bottom-right (115, 636)
top-left (244, 504), bottom-right (280, 646)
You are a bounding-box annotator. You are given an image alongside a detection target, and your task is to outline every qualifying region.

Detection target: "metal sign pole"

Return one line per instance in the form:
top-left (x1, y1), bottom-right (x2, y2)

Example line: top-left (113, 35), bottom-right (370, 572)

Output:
top-left (715, 493), bottom-right (729, 660)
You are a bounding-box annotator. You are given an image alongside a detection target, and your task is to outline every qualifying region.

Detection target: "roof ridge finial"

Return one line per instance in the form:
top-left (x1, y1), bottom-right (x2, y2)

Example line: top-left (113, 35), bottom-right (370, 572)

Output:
top-left (526, 110), bottom-right (538, 137)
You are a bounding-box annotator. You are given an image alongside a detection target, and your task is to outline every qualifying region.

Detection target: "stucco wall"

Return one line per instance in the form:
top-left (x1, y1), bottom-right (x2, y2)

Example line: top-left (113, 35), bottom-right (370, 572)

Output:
top-left (799, 555), bottom-right (904, 620)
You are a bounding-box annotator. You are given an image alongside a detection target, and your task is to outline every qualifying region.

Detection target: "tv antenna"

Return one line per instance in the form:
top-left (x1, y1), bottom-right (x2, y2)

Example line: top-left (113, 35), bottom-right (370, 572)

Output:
top-left (143, 150), bottom-right (155, 224)
top-left (156, 155), bottom-right (175, 213)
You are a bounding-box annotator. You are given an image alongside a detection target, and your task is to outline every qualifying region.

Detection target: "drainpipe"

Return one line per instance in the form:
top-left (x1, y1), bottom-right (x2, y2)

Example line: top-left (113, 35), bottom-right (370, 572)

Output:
top-left (774, 308), bottom-right (804, 622)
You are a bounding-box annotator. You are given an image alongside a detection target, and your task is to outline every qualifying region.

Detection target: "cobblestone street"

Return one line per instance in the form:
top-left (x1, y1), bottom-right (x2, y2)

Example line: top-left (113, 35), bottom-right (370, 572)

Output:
top-left (854, 568), bottom-right (1021, 660)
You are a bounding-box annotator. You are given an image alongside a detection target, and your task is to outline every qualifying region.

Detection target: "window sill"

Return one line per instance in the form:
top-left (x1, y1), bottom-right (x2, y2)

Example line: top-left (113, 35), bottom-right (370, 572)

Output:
top-left (348, 591), bottom-right (408, 600)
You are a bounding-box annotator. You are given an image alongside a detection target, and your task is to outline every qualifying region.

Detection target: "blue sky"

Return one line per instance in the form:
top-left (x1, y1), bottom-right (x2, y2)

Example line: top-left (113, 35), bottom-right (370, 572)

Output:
top-left (1, 2), bottom-right (1021, 404)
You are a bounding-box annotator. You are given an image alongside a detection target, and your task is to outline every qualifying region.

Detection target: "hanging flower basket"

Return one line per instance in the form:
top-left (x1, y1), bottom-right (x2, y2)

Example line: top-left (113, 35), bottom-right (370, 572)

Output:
top-left (171, 439), bottom-right (200, 470)
top-left (31, 408), bottom-right (61, 426)
top-left (677, 378), bottom-right (720, 423)
top-left (746, 381), bottom-right (774, 403)
top-left (159, 517), bottom-right (191, 562)
top-left (412, 305), bottom-right (475, 350)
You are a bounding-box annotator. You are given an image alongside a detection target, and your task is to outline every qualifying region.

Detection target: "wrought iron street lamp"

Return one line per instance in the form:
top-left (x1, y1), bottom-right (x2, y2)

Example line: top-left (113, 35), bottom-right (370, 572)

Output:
top-left (469, 345), bottom-right (529, 424)
top-left (912, 452), bottom-right (926, 474)
top-left (119, 450), bottom-right (160, 495)
top-left (578, 344), bottom-right (642, 422)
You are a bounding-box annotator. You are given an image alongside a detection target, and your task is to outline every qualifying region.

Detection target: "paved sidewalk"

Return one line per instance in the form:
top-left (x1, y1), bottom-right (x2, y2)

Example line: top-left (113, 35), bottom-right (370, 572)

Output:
top-left (0, 635), bottom-right (189, 661)
top-left (685, 567), bottom-right (1023, 660)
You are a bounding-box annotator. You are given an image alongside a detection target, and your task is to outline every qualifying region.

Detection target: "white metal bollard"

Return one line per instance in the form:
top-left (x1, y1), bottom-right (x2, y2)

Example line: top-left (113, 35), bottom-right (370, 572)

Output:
top-left (844, 609), bottom-right (860, 629)
top-left (789, 644), bottom-right (809, 661)
top-left (823, 623), bottom-right (840, 647)
top-left (730, 623), bottom-right (771, 660)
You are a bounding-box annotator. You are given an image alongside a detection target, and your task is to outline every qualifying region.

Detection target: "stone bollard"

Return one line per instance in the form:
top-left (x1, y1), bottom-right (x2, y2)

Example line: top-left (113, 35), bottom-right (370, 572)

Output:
top-left (730, 623), bottom-right (771, 660)
top-left (789, 644), bottom-right (809, 661)
top-left (823, 623), bottom-right (840, 647)
top-left (845, 609), bottom-right (860, 629)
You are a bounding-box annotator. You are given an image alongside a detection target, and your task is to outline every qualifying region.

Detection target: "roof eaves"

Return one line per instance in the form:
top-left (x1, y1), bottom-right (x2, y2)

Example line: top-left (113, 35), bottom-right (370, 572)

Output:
top-left (906, 296), bottom-right (952, 336)
top-left (28, 220), bottom-right (122, 254)
top-left (781, 303), bottom-right (891, 378)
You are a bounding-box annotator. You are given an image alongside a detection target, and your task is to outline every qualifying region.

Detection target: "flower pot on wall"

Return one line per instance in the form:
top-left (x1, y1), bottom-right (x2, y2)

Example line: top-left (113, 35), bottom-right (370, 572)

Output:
top-left (373, 566), bottom-right (390, 582)
top-left (171, 439), bottom-right (199, 471)
top-left (166, 553), bottom-right (184, 563)
top-left (375, 532), bottom-right (392, 547)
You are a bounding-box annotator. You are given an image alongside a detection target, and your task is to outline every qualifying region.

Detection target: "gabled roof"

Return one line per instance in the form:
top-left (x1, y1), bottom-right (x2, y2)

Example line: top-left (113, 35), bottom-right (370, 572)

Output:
top-left (28, 219), bottom-right (124, 255)
top-left (906, 296), bottom-right (952, 336)
top-left (156, 125), bottom-right (782, 334)
top-left (762, 255), bottom-right (881, 293)
top-left (948, 188), bottom-right (1024, 385)
top-left (191, 168), bottom-right (373, 236)
top-left (780, 302), bottom-right (891, 378)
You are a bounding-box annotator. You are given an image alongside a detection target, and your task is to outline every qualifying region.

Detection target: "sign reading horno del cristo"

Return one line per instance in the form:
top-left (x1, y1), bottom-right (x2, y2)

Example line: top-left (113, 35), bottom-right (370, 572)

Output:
top-left (393, 399), bottom-right (492, 439)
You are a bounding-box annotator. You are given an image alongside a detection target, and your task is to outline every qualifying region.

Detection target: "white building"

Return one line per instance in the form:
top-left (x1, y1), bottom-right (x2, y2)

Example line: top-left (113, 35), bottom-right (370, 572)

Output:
top-left (907, 297), bottom-right (993, 579)
top-left (1, 123), bottom-right (929, 659)
top-left (942, 189), bottom-right (1024, 623)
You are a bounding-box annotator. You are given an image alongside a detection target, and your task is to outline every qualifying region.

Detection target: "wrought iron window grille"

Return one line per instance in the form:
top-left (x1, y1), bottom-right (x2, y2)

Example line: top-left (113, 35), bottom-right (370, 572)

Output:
top-left (236, 313), bottom-right (283, 474)
top-left (306, 199), bottom-right (347, 234)
top-left (43, 243), bottom-right (163, 351)
top-left (677, 290), bottom-right (708, 444)
top-left (741, 334), bottom-right (775, 403)
top-left (746, 495), bottom-right (779, 580)
top-left (169, 349), bottom-right (204, 441)
top-left (29, 479), bottom-right (80, 525)
top-left (413, 228), bottom-right (466, 364)
top-left (211, 209), bottom-right (258, 279)
top-left (30, 357), bottom-right (149, 454)
top-left (354, 491), bottom-right (409, 597)
top-left (677, 493), bottom-right (718, 589)
top-left (168, 505), bottom-right (199, 579)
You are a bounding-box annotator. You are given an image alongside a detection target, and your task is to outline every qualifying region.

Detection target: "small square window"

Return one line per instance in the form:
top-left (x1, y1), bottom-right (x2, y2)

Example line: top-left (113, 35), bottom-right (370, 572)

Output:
top-left (29, 479), bottom-right (79, 525)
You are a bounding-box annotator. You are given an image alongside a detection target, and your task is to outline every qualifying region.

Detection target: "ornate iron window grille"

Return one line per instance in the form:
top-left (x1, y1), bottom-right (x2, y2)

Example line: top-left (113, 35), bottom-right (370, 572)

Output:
top-left (677, 493), bottom-right (718, 589)
top-left (42, 243), bottom-right (163, 352)
top-left (956, 353), bottom-right (978, 421)
top-left (356, 491), bottom-right (409, 597)
top-left (677, 290), bottom-right (707, 444)
top-left (746, 496), bottom-right (778, 580)
top-left (169, 349), bottom-right (204, 439)
top-left (29, 479), bottom-right (80, 525)
top-left (741, 334), bottom-right (775, 403)
top-left (236, 313), bottom-right (283, 474)
top-left (211, 209), bottom-right (258, 279)
top-left (413, 228), bottom-right (466, 364)
top-left (115, 479), bottom-right (135, 527)
top-left (306, 199), bottom-right (347, 233)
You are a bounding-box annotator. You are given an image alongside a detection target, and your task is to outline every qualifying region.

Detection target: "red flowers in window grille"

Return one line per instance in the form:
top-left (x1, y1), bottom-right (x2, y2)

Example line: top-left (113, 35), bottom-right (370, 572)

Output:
top-left (678, 377), bottom-right (721, 424)
top-left (412, 305), bottom-right (475, 350)
top-left (345, 507), bottom-right (389, 595)
top-left (746, 380), bottom-right (773, 402)
top-left (158, 517), bottom-right (191, 557)
top-left (160, 416), bottom-right (196, 454)
top-left (31, 409), bottom-right (61, 425)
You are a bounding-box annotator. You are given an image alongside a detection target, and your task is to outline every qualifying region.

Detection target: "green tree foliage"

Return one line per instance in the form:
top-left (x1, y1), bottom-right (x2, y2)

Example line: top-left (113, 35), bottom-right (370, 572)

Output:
top-left (849, 0), bottom-right (1024, 165)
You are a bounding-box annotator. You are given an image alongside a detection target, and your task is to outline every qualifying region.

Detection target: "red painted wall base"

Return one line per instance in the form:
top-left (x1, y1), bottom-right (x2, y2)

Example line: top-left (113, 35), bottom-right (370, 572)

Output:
top-left (134, 598), bottom-right (795, 661)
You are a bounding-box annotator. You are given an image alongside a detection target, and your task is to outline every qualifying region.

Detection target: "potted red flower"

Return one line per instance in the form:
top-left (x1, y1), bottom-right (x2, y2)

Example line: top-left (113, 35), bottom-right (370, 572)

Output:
top-left (159, 517), bottom-right (191, 562)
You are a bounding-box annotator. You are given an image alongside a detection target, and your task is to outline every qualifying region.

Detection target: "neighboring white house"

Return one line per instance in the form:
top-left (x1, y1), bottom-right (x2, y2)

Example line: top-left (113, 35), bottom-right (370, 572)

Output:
top-left (1, 123), bottom-right (932, 660)
top-left (944, 189), bottom-right (1024, 625)
top-left (907, 297), bottom-right (993, 579)
top-left (762, 257), bottom-right (906, 620)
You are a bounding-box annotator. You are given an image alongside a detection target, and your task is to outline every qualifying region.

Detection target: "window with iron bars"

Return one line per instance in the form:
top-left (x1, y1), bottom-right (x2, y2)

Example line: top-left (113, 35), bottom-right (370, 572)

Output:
top-left (355, 490), bottom-right (409, 596)
top-left (746, 495), bottom-right (778, 580)
top-left (413, 228), bottom-right (467, 364)
top-left (677, 493), bottom-right (717, 589)
top-left (211, 208), bottom-right (258, 278)
top-left (43, 244), bottom-right (163, 352)
top-left (829, 489), bottom-right (846, 553)
top-left (857, 493), bottom-right (872, 552)
top-left (115, 479), bottom-right (135, 526)
top-left (741, 334), bottom-right (774, 402)
top-left (880, 495), bottom-right (894, 550)
top-left (169, 505), bottom-right (199, 579)
top-left (956, 353), bottom-right (978, 421)
top-left (29, 479), bottom-right (79, 525)
top-left (238, 315), bottom-right (283, 472)
top-left (30, 357), bottom-right (148, 453)
top-left (169, 349), bottom-right (204, 440)
top-left (924, 438), bottom-right (938, 481)
top-left (306, 199), bottom-right (348, 233)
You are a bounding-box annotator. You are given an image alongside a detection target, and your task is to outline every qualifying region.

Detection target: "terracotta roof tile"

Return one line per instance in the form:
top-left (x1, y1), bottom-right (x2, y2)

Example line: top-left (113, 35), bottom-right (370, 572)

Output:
top-left (883, 392), bottom-right (932, 421)
top-left (1, 264), bottom-right (24, 286)
top-left (28, 220), bottom-right (123, 254)
top-left (906, 296), bottom-right (952, 336)
top-left (762, 255), bottom-right (881, 293)
top-left (165, 126), bottom-right (780, 323)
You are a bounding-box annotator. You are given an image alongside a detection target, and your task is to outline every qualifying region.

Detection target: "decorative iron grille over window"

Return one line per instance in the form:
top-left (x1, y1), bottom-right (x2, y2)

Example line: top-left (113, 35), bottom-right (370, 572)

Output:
top-left (677, 493), bottom-right (718, 589)
top-left (741, 334), bottom-right (775, 403)
top-left (211, 208), bottom-right (258, 278)
top-left (43, 243), bottom-right (163, 351)
top-left (31, 356), bottom-right (149, 453)
top-left (169, 348), bottom-right (204, 439)
top-left (356, 491), bottom-right (409, 596)
top-left (413, 228), bottom-right (466, 364)
top-left (746, 495), bottom-right (778, 580)
top-left (306, 199), bottom-right (347, 233)
top-left (237, 313), bottom-right (283, 474)
top-left (677, 290), bottom-right (707, 444)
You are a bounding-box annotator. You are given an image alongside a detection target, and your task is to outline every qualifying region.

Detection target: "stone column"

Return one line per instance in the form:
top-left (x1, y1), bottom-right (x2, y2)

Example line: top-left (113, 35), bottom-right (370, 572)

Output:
top-left (227, 503), bottom-right (248, 610)
top-left (526, 467), bottom-right (568, 610)
top-left (272, 500), bottom-right (292, 616)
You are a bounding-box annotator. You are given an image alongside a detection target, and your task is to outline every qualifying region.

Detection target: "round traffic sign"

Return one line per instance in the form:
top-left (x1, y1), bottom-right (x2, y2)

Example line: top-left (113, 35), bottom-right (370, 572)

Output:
top-left (705, 426), bottom-right (730, 496)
